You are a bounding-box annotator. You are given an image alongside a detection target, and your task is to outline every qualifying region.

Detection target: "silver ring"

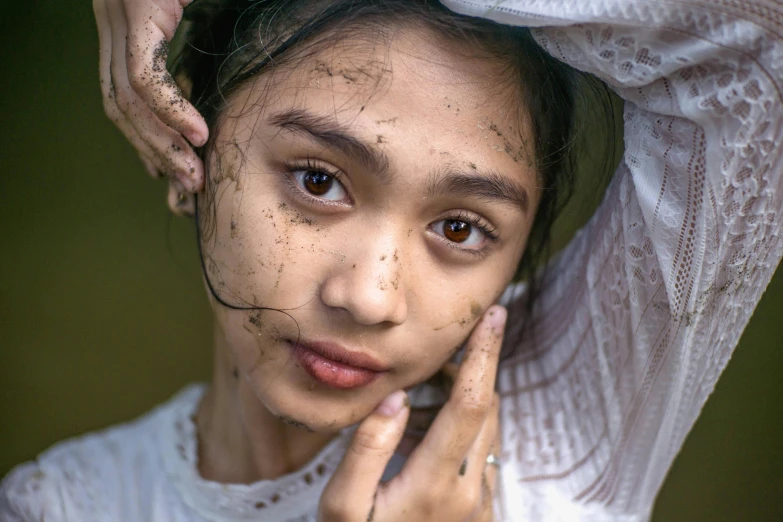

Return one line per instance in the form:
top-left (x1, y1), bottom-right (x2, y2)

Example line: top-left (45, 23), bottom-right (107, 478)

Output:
top-left (485, 453), bottom-right (500, 468)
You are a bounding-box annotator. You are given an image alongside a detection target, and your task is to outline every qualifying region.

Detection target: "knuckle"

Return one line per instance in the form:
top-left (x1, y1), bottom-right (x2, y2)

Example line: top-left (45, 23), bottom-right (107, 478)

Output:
top-left (350, 428), bottom-right (392, 458)
top-left (112, 86), bottom-right (132, 113)
top-left (459, 397), bottom-right (490, 424)
top-left (128, 69), bottom-right (147, 93)
top-left (102, 97), bottom-right (120, 119)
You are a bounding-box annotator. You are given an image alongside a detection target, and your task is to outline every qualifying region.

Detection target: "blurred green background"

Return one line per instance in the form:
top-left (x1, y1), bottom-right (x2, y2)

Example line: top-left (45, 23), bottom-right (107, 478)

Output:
top-left (1, 2), bottom-right (781, 520)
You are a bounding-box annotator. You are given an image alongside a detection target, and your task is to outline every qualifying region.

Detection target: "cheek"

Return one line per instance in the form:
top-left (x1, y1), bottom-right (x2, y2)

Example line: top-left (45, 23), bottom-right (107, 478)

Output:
top-left (393, 264), bottom-right (513, 384)
top-left (202, 179), bottom-right (331, 310)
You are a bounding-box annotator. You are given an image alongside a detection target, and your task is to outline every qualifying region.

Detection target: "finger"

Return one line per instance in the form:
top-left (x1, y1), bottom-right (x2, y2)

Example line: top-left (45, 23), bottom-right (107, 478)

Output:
top-left (409, 305), bottom-right (506, 475)
top-left (484, 405), bottom-right (502, 495)
top-left (477, 476), bottom-right (496, 522)
top-left (124, 0), bottom-right (209, 146)
top-left (96, 0), bottom-right (164, 176)
top-left (106, 0), bottom-right (204, 191)
top-left (477, 399), bottom-right (502, 522)
top-left (452, 394), bottom-right (499, 521)
top-left (464, 394), bottom-right (499, 485)
top-left (320, 390), bottom-right (409, 521)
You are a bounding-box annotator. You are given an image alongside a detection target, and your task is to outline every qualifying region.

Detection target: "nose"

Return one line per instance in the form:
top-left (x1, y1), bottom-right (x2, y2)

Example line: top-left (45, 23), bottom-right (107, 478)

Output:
top-left (319, 242), bottom-right (408, 326)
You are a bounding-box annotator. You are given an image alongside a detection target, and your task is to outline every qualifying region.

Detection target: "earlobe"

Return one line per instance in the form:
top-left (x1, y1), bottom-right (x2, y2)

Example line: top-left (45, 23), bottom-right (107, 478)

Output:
top-left (167, 178), bottom-right (195, 217)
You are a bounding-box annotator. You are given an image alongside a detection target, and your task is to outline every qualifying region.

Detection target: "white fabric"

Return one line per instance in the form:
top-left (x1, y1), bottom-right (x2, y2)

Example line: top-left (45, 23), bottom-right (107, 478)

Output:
top-left (3, 0), bottom-right (782, 520)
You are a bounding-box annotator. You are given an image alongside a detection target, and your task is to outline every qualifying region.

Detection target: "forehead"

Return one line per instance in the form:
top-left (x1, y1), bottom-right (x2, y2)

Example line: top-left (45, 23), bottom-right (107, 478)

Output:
top-left (225, 26), bottom-right (536, 186)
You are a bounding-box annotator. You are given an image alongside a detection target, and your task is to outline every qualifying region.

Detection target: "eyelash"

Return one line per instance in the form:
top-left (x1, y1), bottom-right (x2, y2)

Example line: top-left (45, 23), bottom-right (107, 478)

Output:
top-left (282, 158), bottom-right (351, 205)
top-left (282, 159), bottom-right (499, 257)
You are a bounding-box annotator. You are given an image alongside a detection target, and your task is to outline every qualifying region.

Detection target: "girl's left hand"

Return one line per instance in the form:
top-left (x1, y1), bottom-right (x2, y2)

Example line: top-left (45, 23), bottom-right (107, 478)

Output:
top-left (318, 305), bottom-right (506, 522)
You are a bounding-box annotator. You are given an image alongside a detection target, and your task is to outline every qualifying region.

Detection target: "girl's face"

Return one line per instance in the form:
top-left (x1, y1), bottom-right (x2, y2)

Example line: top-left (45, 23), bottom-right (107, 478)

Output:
top-left (201, 28), bottom-right (538, 431)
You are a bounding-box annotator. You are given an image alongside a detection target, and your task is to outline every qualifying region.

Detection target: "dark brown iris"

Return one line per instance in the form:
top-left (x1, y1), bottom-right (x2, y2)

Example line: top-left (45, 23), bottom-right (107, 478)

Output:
top-left (304, 171), bottom-right (332, 195)
top-left (443, 219), bottom-right (470, 242)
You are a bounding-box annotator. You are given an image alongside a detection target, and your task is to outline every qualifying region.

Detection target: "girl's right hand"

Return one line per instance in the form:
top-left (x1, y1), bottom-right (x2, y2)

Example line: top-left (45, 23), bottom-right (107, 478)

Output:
top-left (92, 0), bottom-right (208, 214)
top-left (319, 306), bottom-right (507, 522)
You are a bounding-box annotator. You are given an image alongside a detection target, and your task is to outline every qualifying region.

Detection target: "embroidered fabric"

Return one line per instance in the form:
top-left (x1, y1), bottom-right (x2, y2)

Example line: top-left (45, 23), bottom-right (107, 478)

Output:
top-left (443, 0), bottom-right (783, 520)
top-left (2, 1), bottom-right (782, 520)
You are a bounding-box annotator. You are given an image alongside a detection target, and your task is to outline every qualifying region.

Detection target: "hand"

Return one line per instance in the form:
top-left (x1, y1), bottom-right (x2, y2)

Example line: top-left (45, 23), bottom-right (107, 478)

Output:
top-left (319, 306), bottom-right (507, 522)
top-left (93, 0), bottom-right (208, 215)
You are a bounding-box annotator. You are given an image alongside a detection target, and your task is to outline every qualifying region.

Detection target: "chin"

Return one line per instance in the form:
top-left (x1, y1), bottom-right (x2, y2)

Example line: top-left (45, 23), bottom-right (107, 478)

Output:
top-left (245, 363), bottom-right (390, 432)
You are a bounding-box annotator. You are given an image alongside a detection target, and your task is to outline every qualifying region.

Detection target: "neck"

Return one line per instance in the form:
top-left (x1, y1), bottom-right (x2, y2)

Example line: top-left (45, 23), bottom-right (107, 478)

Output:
top-left (195, 322), bottom-right (336, 483)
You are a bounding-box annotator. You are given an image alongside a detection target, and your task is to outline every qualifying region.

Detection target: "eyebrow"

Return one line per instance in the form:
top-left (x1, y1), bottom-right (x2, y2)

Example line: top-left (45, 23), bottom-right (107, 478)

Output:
top-left (268, 109), bottom-right (393, 183)
top-left (426, 168), bottom-right (530, 214)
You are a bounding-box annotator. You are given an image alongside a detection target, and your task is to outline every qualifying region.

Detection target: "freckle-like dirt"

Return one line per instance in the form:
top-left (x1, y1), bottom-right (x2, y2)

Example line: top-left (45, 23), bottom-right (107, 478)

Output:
top-left (376, 135), bottom-right (385, 144)
top-left (470, 300), bottom-right (482, 319)
top-left (481, 120), bottom-right (529, 164)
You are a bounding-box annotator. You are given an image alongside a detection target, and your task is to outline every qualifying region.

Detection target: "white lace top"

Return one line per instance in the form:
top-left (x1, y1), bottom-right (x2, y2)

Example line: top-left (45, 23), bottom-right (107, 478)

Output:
top-left (2, 0), bottom-right (782, 520)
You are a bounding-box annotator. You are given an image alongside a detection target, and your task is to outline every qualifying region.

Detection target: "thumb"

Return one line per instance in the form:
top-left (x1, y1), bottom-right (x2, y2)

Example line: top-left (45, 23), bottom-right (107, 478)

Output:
top-left (320, 390), bottom-right (409, 521)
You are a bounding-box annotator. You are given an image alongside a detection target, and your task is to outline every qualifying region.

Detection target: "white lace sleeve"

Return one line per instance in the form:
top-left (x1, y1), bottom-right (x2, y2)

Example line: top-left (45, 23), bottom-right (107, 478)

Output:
top-left (0, 462), bottom-right (65, 522)
top-left (442, 1), bottom-right (783, 520)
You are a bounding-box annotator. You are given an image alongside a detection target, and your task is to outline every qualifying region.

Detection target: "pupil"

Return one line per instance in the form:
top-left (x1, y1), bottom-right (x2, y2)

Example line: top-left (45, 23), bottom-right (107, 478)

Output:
top-left (304, 172), bottom-right (332, 195)
top-left (444, 220), bottom-right (470, 243)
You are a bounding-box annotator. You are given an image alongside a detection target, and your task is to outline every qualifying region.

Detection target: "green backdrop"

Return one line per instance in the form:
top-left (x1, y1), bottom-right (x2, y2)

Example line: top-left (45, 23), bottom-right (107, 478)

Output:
top-left (1, 2), bottom-right (781, 520)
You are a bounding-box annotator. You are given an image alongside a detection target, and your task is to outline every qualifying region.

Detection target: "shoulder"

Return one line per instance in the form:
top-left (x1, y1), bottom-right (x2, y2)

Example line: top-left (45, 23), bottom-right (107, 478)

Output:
top-left (0, 385), bottom-right (204, 522)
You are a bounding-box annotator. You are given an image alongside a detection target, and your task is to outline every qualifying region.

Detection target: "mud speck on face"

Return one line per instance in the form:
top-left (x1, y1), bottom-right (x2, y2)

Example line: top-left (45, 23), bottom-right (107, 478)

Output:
top-left (470, 300), bottom-right (482, 320)
top-left (376, 135), bottom-right (385, 144)
top-left (230, 218), bottom-right (238, 238)
top-left (277, 415), bottom-right (314, 432)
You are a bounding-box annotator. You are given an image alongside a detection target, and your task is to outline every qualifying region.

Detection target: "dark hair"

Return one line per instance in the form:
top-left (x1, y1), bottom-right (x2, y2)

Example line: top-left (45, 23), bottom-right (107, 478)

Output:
top-left (172, 0), bottom-right (616, 353)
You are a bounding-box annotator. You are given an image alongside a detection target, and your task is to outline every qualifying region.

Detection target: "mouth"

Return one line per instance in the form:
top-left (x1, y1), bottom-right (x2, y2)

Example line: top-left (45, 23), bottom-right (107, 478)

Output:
top-left (288, 339), bottom-right (389, 389)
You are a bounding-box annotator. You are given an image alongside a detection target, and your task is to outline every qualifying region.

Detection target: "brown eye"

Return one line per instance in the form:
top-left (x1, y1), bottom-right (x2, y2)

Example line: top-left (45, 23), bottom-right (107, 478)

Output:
top-left (303, 171), bottom-right (332, 195)
top-left (443, 219), bottom-right (471, 243)
top-left (292, 168), bottom-right (348, 202)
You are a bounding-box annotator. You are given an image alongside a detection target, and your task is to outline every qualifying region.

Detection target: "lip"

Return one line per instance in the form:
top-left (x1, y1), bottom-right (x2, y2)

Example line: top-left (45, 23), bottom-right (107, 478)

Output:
top-left (289, 339), bottom-right (389, 389)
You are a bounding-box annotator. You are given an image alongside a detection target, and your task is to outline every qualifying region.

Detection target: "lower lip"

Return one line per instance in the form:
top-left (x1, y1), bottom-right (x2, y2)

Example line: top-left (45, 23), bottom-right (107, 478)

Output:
top-left (290, 343), bottom-right (382, 389)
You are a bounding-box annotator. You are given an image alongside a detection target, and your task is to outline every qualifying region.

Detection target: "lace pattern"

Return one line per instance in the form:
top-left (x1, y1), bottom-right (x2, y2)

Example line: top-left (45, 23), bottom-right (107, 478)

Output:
top-left (444, 0), bottom-right (783, 519)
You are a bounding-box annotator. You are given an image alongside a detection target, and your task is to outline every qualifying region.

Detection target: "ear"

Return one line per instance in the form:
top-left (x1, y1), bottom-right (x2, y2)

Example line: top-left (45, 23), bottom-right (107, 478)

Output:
top-left (167, 178), bottom-right (196, 217)
top-left (174, 72), bottom-right (194, 100)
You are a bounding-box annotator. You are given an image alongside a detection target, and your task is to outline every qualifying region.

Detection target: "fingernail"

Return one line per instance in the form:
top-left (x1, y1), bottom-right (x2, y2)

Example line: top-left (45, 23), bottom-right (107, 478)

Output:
top-left (487, 306), bottom-right (507, 330)
top-left (375, 390), bottom-right (408, 417)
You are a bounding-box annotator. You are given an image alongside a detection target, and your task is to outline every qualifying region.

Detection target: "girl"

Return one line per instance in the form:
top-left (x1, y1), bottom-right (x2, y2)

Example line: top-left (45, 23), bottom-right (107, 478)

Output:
top-left (2, 0), bottom-right (781, 521)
